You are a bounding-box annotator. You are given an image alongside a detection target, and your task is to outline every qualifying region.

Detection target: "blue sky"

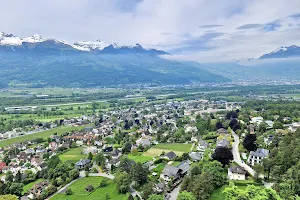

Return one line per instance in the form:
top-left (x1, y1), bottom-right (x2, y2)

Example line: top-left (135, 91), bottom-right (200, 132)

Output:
top-left (1, 0), bottom-right (300, 61)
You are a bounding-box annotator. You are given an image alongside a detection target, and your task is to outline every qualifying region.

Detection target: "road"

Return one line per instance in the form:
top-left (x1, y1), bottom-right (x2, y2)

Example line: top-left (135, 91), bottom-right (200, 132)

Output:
top-left (232, 131), bottom-right (274, 188)
top-left (231, 131), bottom-right (255, 176)
top-left (166, 183), bottom-right (181, 200)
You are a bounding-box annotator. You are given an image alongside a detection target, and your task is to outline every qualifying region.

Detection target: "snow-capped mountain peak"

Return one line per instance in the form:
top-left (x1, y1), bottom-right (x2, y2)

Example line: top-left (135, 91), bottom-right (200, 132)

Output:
top-left (0, 32), bottom-right (22, 46)
top-left (272, 45), bottom-right (299, 53)
top-left (0, 31), bottom-right (169, 56)
top-left (73, 40), bottom-right (109, 51)
top-left (259, 45), bottom-right (300, 59)
top-left (23, 34), bottom-right (45, 43)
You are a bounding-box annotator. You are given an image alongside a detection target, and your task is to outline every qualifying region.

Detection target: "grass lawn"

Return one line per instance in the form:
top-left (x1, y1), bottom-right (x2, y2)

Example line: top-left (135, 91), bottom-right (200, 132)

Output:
top-left (22, 178), bottom-right (45, 195)
top-left (59, 147), bottom-right (86, 163)
top-left (152, 163), bottom-right (166, 174)
top-left (143, 143), bottom-right (192, 157)
top-left (51, 177), bottom-right (128, 200)
top-left (154, 143), bottom-right (192, 152)
top-left (127, 154), bottom-right (153, 163)
top-left (0, 124), bottom-right (93, 147)
top-left (171, 161), bottom-right (181, 166)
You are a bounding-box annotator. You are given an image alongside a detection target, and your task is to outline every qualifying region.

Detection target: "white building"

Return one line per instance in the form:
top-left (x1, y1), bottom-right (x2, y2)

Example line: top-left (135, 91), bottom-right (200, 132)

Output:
top-left (228, 166), bottom-right (246, 180)
top-left (247, 148), bottom-right (269, 166)
top-left (251, 117), bottom-right (264, 124)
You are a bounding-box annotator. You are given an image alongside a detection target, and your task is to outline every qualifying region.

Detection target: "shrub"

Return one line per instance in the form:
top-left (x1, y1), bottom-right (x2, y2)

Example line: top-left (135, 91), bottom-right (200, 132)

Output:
top-left (65, 187), bottom-right (73, 195)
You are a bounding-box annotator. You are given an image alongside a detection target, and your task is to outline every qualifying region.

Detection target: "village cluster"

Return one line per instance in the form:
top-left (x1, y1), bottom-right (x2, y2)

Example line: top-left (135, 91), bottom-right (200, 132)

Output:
top-left (0, 98), bottom-right (299, 200)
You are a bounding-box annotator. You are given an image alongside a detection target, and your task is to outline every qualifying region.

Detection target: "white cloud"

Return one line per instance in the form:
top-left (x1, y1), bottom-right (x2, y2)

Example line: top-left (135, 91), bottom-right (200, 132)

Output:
top-left (0, 0), bottom-right (300, 61)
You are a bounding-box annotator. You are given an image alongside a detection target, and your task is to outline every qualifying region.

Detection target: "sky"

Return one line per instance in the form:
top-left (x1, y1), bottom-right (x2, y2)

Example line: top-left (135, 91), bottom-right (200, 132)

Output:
top-left (1, 0), bottom-right (300, 61)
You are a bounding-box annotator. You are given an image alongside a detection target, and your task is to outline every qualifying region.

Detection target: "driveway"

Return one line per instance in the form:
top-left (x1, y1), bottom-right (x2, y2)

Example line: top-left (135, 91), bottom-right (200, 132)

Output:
top-left (231, 131), bottom-right (274, 187)
top-left (231, 131), bottom-right (255, 176)
top-left (166, 183), bottom-right (181, 200)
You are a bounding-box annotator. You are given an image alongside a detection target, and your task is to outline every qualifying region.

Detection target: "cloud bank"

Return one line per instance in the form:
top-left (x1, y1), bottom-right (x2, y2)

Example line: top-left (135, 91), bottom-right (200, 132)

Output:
top-left (0, 0), bottom-right (300, 61)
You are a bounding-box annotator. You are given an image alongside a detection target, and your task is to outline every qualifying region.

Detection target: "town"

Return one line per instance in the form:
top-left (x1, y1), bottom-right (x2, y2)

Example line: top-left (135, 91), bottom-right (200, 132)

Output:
top-left (0, 95), bottom-right (299, 200)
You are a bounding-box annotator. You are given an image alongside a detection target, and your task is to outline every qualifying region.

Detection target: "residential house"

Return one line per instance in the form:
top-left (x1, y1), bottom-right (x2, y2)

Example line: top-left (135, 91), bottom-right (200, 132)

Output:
top-left (247, 148), bottom-right (269, 166)
top-left (217, 139), bottom-right (230, 148)
top-left (160, 161), bottom-right (190, 182)
top-left (154, 183), bottom-right (165, 194)
top-left (189, 152), bottom-right (203, 162)
top-left (136, 138), bottom-right (151, 148)
top-left (217, 128), bottom-right (228, 135)
top-left (265, 120), bottom-right (274, 129)
top-left (106, 158), bottom-right (120, 171)
top-left (228, 166), bottom-right (246, 180)
top-left (0, 162), bottom-right (6, 172)
top-left (103, 146), bottom-right (113, 153)
top-left (111, 149), bottom-right (122, 160)
top-left (83, 146), bottom-right (98, 155)
top-left (251, 117), bottom-right (264, 124)
top-left (27, 181), bottom-right (49, 199)
top-left (75, 159), bottom-right (91, 170)
top-left (288, 122), bottom-right (300, 132)
top-left (163, 151), bottom-right (177, 160)
top-left (197, 139), bottom-right (208, 152)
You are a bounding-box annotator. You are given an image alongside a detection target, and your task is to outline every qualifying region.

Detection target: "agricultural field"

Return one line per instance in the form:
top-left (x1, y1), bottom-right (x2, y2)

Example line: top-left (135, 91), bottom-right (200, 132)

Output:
top-left (127, 153), bottom-right (153, 163)
top-left (59, 147), bottom-right (86, 164)
top-left (143, 143), bottom-right (192, 157)
top-left (51, 177), bottom-right (128, 200)
top-left (0, 124), bottom-right (93, 147)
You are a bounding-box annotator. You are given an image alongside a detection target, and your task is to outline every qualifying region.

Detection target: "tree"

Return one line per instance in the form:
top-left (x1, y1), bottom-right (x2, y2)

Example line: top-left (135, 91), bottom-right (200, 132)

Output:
top-left (95, 152), bottom-right (105, 166)
top-left (65, 187), bottom-right (73, 195)
top-left (201, 160), bottom-right (227, 187)
top-left (148, 194), bottom-right (164, 200)
top-left (243, 134), bottom-right (257, 152)
top-left (15, 170), bottom-right (21, 182)
top-left (100, 178), bottom-right (108, 187)
top-left (223, 183), bottom-right (281, 200)
top-left (105, 193), bottom-right (110, 200)
top-left (253, 164), bottom-right (264, 181)
top-left (3, 155), bottom-right (10, 165)
top-left (88, 152), bottom-right (93, 161)
top-left (216, 122), bottom-right (224, 129)
top-left (5, 171), bottom-right (14, 182)
top-left (177, 191), bottom-right (196, 200)
top-left (212, 146), bottom-right (233, 166)
top-left (119, 157), bottom-right (135, 173)
top-left (130, 163), bottom-right (148, 185)
top-left (47, 155), bottom-right (61, 169)
top-left (9, 183), bottom-right (24, 196)
top-left (182, 153), bottom-right (189, 161)
top-left (115, 172), bottom-right (131, 194)
top-left (273, 122), bottom-right (284, 129)
top-left (142, 182), bottom-right (154, 199)
top-left (229, 119), bottom-right (238, 129)
top-left (190, 172), bottom-right (215, 200)
top-left (123, 142), bottom-right (132, 153)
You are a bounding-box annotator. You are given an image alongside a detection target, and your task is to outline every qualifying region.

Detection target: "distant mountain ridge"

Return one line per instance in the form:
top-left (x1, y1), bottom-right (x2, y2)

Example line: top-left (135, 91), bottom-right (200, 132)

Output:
top-left (0, 32), bottom-right (169, 56)
top-left (259, 45), bottom-right (300, 59)
top-left (0, 32), bottom-right (230, 88)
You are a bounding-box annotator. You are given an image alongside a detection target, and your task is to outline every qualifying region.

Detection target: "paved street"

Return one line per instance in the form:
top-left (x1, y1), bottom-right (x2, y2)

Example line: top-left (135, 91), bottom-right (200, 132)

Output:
top-left (167, 184), bottom-right (181, 200)
top-left (231, 131), bottom-right (255, 176)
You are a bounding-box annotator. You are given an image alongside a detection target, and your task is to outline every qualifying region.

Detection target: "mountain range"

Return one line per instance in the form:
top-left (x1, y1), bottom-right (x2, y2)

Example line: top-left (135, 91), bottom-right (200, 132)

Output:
top-left (0, 32), bottom-right (169, 56)
top-left (0, 32), bottom-right (229, 88)
top-left (0, 32), bottom-right (300, 88)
